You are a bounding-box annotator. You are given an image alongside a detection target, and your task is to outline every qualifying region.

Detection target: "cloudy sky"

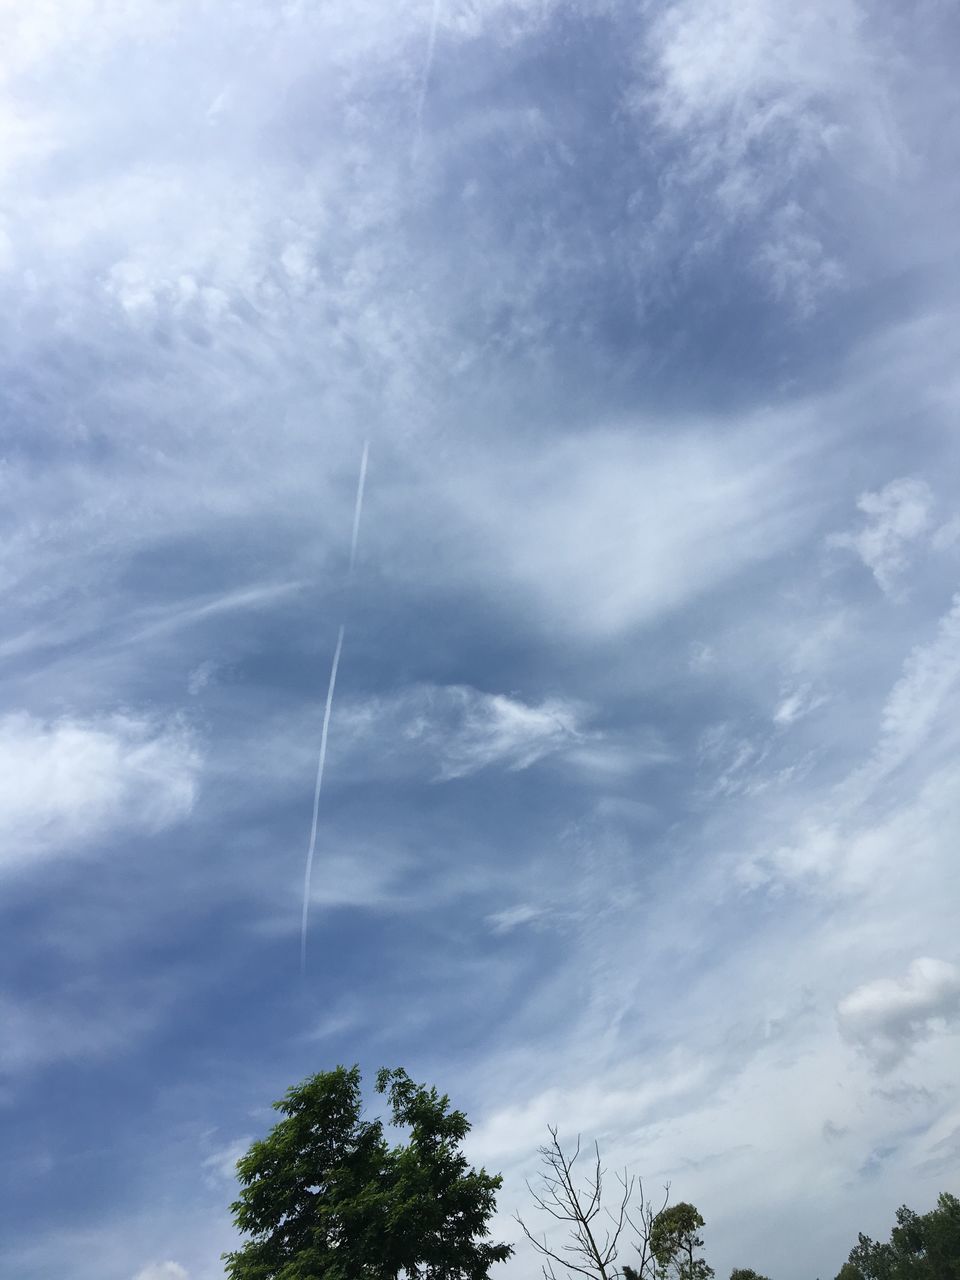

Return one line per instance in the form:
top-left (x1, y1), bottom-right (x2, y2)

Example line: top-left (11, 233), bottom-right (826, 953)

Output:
top-left (2, 2), bottom-right (960, 1277)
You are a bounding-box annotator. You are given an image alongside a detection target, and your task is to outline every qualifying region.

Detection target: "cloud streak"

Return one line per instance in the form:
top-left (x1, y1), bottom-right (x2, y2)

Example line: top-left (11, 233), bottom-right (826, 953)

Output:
top-left (838, 958), bottom-right (960, 1070)
top-left (0, 712), bottom-right (200, 874)
top-left (300, 624), bottom-right (346, 976)
top-left (332, 684), bottom-right (591, 780)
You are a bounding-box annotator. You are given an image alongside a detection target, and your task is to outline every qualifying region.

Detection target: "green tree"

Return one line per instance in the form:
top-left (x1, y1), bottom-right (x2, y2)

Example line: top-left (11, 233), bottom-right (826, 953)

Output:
top-left (223, 1063), bottom-right (512, 1280)
top-left (649, 1203), bottom-right (715, 1280)
top-left (836, 1193), bottom-right (960, 1280)
top-left (728, 1270), bottom-right (771, 1280)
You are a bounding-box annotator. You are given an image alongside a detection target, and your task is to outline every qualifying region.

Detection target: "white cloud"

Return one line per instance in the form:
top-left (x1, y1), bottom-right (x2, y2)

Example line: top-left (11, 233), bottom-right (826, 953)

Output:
top-left (740, 747), bottom-right (960, 909)
top-left (0, 1210), bottom-right (225, 1280)
top-left (837, 958), bottom-right (960, 1070)
top-left (465, 883), bottom-right (960, 1278)
top-left (773, 683), bottom-right (825, 726)
top-left (133, 1264), bottom-right (189, 1280)
top-left (859, 591), bottom-right (960, 789)
top-left (915, 1117), bottom-right (960, 1178)
top-left (126, 582), bottom-right (303, 645)
top-left (827, 478), bottom-right (934, 595)
top-left (486, 903), bottom-right (545, 934)
top-left (699, 723), bottom-right (762, 793)
top-left (187, 660), bottom-right (218, 696)
top-left (431, 689), bottom-right (581, 779)
top-left (754, 203), bottom-right (845, 317)
top-left (307, 845), bottom-right (413, 911)
top-left (635, 0), bottom-right (894, 310)
top-left (740, 591), bottom-right (960, 889)
top-left (0, 712), bottom-right (200, 873)
top-left (335, 684), bottom-right (588, 781)
top-left (931, 515), bottom-right (960, 552)
top-left (201, 1139), bottom-right (250, 1187)
top-left (642, 0), bottom-right (868, 139)
top-left (434, 422), bottom-right (818, 639)
top-left (320, 683), bottom-right (671, 789)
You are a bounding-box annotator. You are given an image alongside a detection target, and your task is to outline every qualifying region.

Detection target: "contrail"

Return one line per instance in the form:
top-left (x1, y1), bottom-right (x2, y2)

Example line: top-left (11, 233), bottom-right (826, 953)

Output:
top-left (299, 441), bottom-right (371, 977)
top-left (413, 0), bottom-right (441, 156)
top-left (348, 440), bottom-right (369, 575)
top-left (300, 622), bottom-right (345, 978)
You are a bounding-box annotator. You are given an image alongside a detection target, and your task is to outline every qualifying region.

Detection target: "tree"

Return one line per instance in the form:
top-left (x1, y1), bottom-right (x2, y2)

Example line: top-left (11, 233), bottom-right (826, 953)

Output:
top-left (621, 1189), bottom-right (674, 1280)
top-left (729, 1270), bottom-right (772, 1280)
top-left (517, 1126), bottom-right (668, 1280)
top-left (649, 1203), bottom-right (715, 1280)
top-left (223, 1063), bottom-right (513, 1280)
top-left (835, 1193), bottom-right (960, 1280)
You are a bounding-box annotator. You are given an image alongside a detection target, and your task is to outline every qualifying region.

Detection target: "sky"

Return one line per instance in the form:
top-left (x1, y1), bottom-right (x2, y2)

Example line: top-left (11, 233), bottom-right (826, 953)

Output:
top-left (1, 1), bottom-right (960, 1278)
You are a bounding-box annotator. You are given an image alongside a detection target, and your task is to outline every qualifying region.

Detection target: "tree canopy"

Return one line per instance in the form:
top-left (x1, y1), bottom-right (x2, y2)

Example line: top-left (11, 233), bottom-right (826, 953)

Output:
top-left (835, 1193), bottom-right (960, 1280)
top-left (223, 1063), bottom-right (512, 1280)
top-left (222, 1065), bottom-right (959, 1280)
top-left (649, 1202), bottom-right (715, 1280)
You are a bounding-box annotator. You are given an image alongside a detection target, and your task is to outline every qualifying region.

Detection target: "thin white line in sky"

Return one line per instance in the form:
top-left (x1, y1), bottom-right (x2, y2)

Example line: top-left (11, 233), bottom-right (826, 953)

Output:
top-left (300, 439), bottom-right (371, 976)
top-left (300, 622), bottom-right (345, 978)
top-left (413, 0), bottom-right (441, 156)
top-left (348, 440), bottom-right (369, 575)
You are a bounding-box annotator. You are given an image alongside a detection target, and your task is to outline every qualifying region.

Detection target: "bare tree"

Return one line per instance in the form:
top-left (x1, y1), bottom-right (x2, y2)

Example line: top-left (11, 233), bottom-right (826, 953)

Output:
top-left (516, 1126), bottom-right (669, 1280)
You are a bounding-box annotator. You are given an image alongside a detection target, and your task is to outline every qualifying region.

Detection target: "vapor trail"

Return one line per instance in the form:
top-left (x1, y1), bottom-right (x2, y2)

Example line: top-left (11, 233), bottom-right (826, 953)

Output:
top-left (348, 440), bottom-right (369, 575)
top-left (299, 441), bottom-right (371, 977)
top-left (413, 0), bottom-right (441, 155)
top-left (300, 622), bottom-right (345, 978)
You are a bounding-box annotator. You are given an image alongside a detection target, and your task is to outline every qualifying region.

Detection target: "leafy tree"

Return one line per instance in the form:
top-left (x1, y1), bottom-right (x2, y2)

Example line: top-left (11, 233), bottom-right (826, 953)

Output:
top-left (729, 1270), bottom-right (772, 1280)
top-left (649, 1203), bottom-right (715, 1280)
top-left (836, 1194), bottom-right (960, 1280)
top-left (373, 1066), bottom-right (513, 1279)
top-left (223, 1063), bottom-right (512, 1280)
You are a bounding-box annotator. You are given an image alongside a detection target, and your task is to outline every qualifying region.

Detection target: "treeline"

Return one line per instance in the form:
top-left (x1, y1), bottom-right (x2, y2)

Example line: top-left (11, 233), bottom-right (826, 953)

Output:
top-left (222, 1064), bottom-right (959, 1280)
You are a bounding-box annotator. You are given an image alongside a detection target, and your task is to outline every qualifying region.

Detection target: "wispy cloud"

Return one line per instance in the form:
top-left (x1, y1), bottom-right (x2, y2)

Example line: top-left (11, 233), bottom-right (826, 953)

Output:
top-left (634, 0), bottom-right (895, 311)
top-left (133, 1264), bottom-right (189, 1280)
top-left (773, 683), bottom-right (826, 726)
top-left (0, 980), bottom-right (169, 1077)
top-left (433, 421), bottom-right (819, 639)
top-left (738, 589), bottom-right (960, 888)
top-left (0, 712), bottom-right (200, 874)
top-left (334, 685), bottom-right (589, 780)
top-left (853, 592), bottom-right (960, 794)
top-left (485, 903), bottom-right (547, 934)
top-left (827, 478), bottom-right (934, 596)
top-left (201, 1138), bottom-right (250, 1188)
top-left (837, 958), bottom-right (960, 1071)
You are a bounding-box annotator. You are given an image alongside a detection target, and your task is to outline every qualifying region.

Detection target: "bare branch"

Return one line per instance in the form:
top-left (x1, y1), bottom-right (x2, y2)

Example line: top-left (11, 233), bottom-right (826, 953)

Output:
top-left (517, 1129), bottom-right (666, 1280)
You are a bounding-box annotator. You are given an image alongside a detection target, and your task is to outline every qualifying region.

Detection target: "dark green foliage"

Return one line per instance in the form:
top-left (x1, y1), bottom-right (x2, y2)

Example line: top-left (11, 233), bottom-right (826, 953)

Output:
top-left (650, 1203), bottom-right (715, 1280)
top-left (836, 1194), bottom-right (960, 1280)
top-left (223, 1064), bottom-right (512, 1280)
top-left (373, 1067), bottom-right (513, 1279)
top-left (729, 1270), bottom-right (772, 1280)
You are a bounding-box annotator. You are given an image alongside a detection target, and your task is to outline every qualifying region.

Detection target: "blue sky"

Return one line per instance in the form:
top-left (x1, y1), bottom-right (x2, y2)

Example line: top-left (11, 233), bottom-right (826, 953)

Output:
top-left (2, 2), bottom-right (960, 1278)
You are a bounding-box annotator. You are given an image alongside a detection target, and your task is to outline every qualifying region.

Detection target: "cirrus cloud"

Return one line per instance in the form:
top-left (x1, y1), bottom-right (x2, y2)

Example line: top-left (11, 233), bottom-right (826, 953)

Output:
top-left (0, 711), bottom-right (201, 873)
top-left (827, 478), bottom-right (934, 596)
top-left (133, 1264), bottom-right (189, 1280)
top-left (837, 957), bottom-right (960, 1070)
